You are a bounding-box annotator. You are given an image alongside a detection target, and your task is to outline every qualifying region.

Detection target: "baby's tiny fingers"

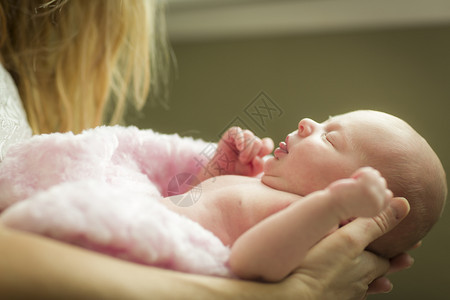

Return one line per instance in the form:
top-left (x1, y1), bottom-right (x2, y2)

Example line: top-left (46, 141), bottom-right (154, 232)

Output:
top-left (251, 156), bottom-right (264, 175)
top-left (230, 127), bottom-right (245, 151)
top-left (385, 189), bottom-right (393, 199)
top-left (242, 129), bottom-right (255, 146)
top-left (240, 135), bottom-right (262, 163)
top-left (259, 137), bottom-right (274, 157)
top-left (382, 189), bottom-right (394, 210)
top-left (223, 127), bottom-right (242, 149)
top-left (353, 167), bottom-right (380, 180)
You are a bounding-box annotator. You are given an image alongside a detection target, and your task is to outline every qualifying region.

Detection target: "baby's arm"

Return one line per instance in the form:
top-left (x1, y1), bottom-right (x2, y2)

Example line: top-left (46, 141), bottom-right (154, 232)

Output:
top-left (229, 167), bottom-right (392, 282)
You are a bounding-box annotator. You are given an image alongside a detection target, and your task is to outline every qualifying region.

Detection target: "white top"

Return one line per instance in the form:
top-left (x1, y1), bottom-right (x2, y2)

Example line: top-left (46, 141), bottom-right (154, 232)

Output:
top-left (0, 64), bottom-right (32, 162)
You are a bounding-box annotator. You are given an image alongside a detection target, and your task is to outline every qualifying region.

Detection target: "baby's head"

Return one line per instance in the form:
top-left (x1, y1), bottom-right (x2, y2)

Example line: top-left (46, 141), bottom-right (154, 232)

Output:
top-left (349, 110), bottom-right (447, 257)
top-left (263, 110), bottom-right (447, 257)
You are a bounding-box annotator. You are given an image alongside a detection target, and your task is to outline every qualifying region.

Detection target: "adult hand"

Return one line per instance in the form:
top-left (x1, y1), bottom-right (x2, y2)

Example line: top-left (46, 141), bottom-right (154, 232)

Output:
top-left (0, 198), bottom-right (412, 300)
top-left (284, 197), bottom-right (412, 300)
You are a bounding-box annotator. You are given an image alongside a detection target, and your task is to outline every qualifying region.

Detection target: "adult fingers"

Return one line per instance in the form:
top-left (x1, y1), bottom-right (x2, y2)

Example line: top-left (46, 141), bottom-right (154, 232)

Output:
top-left (360, 250), bottom-right (391, 288)
top-left (338, 197), bottom-right (410, 256)
top-left (386, 252), bottom-right (414, 275)
top-left (367, 250), bottom-right (414, 294)
top-left (367, 276), bottom-right (393, 295)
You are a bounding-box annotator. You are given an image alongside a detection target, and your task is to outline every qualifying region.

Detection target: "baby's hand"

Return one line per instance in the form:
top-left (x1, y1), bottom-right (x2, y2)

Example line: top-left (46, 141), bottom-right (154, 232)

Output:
top-left (205, 127), bottom-right (274, 178)
top-left (326, 167), bottom-right (392, 221)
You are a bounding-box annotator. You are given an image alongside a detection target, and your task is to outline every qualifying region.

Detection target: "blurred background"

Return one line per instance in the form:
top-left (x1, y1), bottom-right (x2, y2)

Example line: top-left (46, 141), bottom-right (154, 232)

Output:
top-left (127, 0), bottom-right (450, 298)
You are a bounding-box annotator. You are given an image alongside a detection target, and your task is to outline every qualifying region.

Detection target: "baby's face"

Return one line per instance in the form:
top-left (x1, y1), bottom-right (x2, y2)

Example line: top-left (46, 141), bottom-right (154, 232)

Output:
top-left (262, 110), bottom-right (392, 195)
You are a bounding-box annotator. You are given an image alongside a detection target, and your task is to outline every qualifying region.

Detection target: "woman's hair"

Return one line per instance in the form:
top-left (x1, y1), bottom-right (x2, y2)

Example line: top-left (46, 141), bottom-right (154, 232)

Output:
top-left (0, 0), bottom-right (171, 134)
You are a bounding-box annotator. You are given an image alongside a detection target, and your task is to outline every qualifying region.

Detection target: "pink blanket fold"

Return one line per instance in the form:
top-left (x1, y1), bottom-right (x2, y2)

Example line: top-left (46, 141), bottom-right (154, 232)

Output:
top-left (0, 126), bottom-right (231, 277)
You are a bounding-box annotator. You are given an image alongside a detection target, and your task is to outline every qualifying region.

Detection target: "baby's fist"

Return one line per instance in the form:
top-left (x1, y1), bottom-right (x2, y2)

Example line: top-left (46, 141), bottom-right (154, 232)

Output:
top-left (208, 127), bottom-right (274, 177)
top-left (327, 167), bottom-right (392, 220)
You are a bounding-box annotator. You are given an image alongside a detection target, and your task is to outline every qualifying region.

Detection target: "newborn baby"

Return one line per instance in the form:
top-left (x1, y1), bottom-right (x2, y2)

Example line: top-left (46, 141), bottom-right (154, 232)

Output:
top-left (161, 110), bottom-right (447, 281)
top-left (0, 109), bottom-right (446, 281)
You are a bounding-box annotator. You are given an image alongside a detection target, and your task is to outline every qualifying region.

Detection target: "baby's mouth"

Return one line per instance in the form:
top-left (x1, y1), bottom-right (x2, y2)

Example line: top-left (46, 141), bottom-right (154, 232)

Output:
top-left (273, 136), bottom-right (289, 159)
top-left (280, 135), bottom-right (289, 153)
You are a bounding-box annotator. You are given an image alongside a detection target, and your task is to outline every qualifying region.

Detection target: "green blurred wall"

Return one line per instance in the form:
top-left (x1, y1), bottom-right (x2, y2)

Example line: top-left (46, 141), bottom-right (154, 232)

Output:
top-left (128, 26), bottom-right (450, 299)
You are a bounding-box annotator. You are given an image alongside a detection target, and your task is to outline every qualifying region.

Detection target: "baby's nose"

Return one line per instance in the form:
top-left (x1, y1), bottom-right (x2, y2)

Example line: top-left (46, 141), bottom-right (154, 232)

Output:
top-left (298, 118), bottom-right (319, 137)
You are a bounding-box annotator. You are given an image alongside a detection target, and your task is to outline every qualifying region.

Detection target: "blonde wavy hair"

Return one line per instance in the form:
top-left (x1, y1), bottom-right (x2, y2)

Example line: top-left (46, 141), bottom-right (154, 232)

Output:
top-left (0, 0), bottom-right (170, 134)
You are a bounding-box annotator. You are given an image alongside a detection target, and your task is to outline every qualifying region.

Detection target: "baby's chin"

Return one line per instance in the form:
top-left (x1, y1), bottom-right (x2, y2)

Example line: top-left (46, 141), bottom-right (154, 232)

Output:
top-left (260, 173), bottom-right (272, 187)
top-left (260, 174), bottom-right (304, 196)
top-left (260, 173), bottom-right (284, 192)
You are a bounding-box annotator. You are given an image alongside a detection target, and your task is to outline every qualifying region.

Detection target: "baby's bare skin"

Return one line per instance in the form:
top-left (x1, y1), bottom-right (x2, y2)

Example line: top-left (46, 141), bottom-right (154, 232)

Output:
top-left (162, 167), bottom-right (389, 249)
top-left (162, 175), bottom-right (299, 246)
top-left (162, 167), bottom-right (391, 281)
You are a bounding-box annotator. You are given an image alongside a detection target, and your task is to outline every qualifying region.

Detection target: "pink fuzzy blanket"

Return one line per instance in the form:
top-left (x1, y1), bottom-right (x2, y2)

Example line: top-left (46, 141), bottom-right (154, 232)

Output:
top-left (0, 126), bottom-right (232, 277)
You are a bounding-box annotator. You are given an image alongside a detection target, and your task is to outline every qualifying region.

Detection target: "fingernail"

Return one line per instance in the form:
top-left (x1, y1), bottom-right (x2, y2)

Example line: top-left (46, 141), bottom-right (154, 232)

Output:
top-left (391, 197), bottom-right (409, 219)
top-left (407, 256), bottom-right (415, 268)
top-left (386, 282), bottom-right (393, 293)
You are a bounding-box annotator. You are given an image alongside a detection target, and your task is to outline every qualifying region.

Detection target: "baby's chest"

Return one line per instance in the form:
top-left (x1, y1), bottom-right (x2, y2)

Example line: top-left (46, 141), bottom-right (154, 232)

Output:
top-left (203, 176), bottom-right (295, 226)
